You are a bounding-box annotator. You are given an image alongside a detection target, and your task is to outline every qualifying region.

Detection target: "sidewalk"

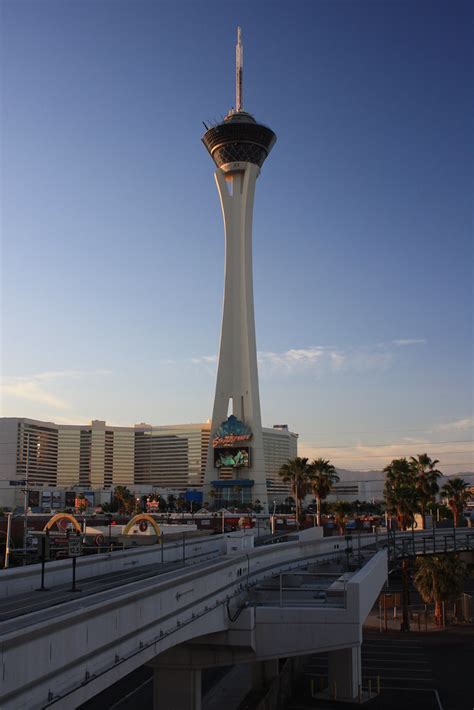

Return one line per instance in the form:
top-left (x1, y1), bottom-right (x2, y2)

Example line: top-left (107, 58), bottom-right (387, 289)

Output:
top-left (364, 606), bottom-right (473, 633)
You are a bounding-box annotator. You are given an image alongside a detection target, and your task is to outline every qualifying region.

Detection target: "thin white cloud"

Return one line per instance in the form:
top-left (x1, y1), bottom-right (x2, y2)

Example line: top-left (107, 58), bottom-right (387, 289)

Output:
top-left (437, 417), bottom-right (474, 432)
top-left (392, 338), bottom-right (427, 346)
top-left (1, 381), bottom-right (67, 409)
top-left (0, 370), bottom-right (112, 411)
top-left (187, 343), bottom-right (396, 376)
top-left (39, 414), bottom-right (95, 425)
top-left (257, 345), bottom-right (393, 374)
top-left (33, 369), bottom-right (112, 381)
top-left (189, 355), bottom-right (217, 365)
top-left (299, 437), bottom-right (474, 472)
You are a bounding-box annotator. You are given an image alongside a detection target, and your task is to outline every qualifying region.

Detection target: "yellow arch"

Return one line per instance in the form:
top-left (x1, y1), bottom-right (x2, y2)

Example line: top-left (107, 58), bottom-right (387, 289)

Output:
top-left (44, 513), bottom-right (81, 533)
top-left (123, 514), bottom-right (161, 537)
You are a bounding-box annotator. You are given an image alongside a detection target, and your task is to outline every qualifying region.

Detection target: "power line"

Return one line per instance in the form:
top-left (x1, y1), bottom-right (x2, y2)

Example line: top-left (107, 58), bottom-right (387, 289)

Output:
top-left (328, 463), bottom-right (473, 473)
top-left (298, 427), bottom-right (441, 435)
top-left (318, 450), bottom-right (473, 461)
top-left (298, 439), bottom-right (473, 450)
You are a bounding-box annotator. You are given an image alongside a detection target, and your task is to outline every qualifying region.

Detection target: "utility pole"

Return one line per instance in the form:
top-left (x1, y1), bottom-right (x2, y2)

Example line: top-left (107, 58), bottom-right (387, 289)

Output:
top-left (400, 557), bottom-right (411, 632)
top-left (4, 512), bottom-right (12, 568)
top-left (22, 431), bottom-right (31, 565)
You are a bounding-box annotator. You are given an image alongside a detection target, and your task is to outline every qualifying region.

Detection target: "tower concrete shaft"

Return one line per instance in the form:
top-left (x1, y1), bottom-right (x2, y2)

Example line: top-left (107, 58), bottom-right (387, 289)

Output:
top-left (203, 163), bottom-right (267, 510)
top-left (201, 30), bottom-right (276, 512)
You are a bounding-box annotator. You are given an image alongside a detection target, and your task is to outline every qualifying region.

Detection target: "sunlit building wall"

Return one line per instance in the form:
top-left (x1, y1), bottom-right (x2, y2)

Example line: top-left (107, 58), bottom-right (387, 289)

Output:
top-left (0, 418), bottom-right (298, 503)
top-left (263, 425), bottom-right (298, 500)
top-left (111, 429), bottom-right (135, 486)
top-left (57, 427), bottom-right (81, 487)
top-left (90, 420), bottom-right (106, 489)
top-left (17, 420), bottom-right (58, 487)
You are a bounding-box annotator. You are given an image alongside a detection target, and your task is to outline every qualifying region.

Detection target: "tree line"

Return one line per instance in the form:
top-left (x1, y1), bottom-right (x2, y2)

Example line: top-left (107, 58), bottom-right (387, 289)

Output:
top-left (278, 454), bottom-right (471, 529)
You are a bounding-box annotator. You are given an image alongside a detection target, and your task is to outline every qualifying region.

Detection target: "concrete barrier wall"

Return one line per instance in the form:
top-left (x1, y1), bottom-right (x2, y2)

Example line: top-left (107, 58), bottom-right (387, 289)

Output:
top-left (0, 527), bottom-right (358, 599)
top-left (346, 550), bottom-right (388, 622)
top-left (0, 534), bottom-right (226, 598)
top-left (0, 534), bottom-right (365, 710)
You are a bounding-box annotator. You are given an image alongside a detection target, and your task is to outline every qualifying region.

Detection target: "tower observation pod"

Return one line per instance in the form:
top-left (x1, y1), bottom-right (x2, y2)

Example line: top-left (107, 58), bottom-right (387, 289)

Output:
top-left (202, 28), bottom-right (276, 512)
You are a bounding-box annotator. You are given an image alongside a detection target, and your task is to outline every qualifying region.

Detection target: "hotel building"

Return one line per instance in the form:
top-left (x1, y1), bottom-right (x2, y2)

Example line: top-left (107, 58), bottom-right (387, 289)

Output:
top-left (0, 417), bottom-right (297, 509)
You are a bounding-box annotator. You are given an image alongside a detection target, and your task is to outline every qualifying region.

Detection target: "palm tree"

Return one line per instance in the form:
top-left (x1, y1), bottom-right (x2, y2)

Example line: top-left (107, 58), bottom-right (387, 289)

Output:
top-left (383, 458), bottom-right (418, 531)
top-left (332, 499), bottom-right (351, 535)
top-left (278, 457), bottom-right (311, 529)
top-left (113, 485), bottom-right (134, 514)
top-left (309, 458), bottom-right (339, 526)
top-left (232, 485), bottom-right (243, 505)
top-left (410, 454), bottom-right (442, 529)
top-left (441, 477), bottom-right (470, 528)
top-left (209, 489), bottom-right (219, 511)
top-left (413, 554), bottom-right (466, 626)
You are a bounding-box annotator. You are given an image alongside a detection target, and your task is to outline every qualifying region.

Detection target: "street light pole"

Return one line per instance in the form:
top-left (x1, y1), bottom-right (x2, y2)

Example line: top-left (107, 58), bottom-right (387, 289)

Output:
top-left (4, 512), bottom-right (12, 568)
top-left (22, 432), bottom-right (31, 565)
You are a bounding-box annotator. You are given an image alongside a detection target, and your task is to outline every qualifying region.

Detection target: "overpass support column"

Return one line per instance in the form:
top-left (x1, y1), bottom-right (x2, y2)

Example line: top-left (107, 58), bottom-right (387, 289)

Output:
top-left (153, 666), bottom-right (201, 710)
top-left (328, 646), bottom-right (361, 701)
top-left (252, 658), bottom-right (279, 689)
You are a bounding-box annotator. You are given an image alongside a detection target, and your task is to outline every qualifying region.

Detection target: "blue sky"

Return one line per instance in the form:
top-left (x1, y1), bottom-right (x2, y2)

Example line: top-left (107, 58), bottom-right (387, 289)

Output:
top-left (1, 0), bottom-right (472, 473)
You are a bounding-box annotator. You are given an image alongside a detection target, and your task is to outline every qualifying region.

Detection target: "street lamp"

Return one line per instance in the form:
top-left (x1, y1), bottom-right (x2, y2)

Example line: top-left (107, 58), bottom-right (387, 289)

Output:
top-left (3, 512), bottom-right (12, 568)
top-left (105, 513), bottom-right (113, 550)
top-left (22, 431), bottom-right (32, 565)
top-left (271, 499), bottom-right (277, 535)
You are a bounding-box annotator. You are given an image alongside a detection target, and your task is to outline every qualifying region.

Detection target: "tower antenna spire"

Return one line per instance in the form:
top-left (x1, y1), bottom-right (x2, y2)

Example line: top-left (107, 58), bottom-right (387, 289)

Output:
top-left (236, 26), bottom-right (243, 112)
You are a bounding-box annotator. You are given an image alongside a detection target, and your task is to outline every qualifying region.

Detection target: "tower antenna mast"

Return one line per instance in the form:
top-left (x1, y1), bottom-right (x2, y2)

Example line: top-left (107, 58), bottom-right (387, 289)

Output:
top-left (236, 26), bottom-right (243, 112)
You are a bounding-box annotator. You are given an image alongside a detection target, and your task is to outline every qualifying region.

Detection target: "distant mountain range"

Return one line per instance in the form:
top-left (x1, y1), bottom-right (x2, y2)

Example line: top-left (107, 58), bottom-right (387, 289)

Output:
top-left (335, 468), bottom-right (474, 484)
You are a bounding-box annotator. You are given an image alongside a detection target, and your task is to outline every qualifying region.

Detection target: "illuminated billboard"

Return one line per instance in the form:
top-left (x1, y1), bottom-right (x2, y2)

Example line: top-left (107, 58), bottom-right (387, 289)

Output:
top-left (214, 447), bottom-right (250, 469)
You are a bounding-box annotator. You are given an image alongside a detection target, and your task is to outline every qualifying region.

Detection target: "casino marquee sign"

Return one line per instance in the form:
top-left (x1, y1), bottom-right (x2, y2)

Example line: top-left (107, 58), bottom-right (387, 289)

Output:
top-left (212, 415), bottom-right (252, 470)
top-left (212, 415), bottom-right (252, 448)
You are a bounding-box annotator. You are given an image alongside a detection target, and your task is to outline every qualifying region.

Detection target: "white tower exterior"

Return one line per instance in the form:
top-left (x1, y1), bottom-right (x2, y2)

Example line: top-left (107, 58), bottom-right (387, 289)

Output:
top-left (202, 30), bottom-right (276, 512)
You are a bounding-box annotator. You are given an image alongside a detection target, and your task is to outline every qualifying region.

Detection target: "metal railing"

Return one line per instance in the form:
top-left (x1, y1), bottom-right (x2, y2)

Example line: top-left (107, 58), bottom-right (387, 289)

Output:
top-left (251, 571), bottom-right (348, 609)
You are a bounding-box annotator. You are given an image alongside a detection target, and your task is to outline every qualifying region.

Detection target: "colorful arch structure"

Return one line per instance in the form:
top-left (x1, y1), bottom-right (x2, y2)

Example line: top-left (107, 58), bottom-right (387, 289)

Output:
top-left (123, 514), bottom-right (161, 537)
top-left (43, 513), bottom-right (81, 533)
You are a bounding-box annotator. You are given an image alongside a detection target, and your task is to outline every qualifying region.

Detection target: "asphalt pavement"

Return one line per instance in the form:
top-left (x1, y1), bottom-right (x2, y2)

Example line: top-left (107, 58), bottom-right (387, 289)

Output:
top-left (287, 626), bottom-right (474, 710)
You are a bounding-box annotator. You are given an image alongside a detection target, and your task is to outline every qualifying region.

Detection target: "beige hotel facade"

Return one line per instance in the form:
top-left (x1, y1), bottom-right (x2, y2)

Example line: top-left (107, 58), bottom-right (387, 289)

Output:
top-left (0, 417), bottom-right (297, 510)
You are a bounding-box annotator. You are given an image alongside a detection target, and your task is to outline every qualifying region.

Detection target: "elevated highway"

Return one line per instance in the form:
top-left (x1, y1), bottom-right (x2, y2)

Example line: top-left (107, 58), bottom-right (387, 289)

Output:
top-left (0, 527), bottom-right (471, 710)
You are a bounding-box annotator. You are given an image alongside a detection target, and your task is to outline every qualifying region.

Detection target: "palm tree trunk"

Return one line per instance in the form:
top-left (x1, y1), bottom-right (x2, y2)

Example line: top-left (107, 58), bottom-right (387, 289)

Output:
top-left (316, 496), bottom-right (321, 527)
top-left (454, 509), bottom-right (459, 528)
top-left (400, 560), bottom-right (410, 632)
top-left (420, 503), bottom-right (426, 530)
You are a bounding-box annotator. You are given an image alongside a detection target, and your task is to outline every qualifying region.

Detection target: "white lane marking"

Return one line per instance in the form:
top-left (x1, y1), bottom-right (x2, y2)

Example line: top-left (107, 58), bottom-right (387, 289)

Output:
top-left (304, 673), bottom-right (435, 683)
top-left (307, 662), bottom-right (431, 670)
top-left (374, 676), bottom-right (435, 682)
top-left (362, 650), bottom-right (426, 656)
top-left (433, 689), bottom-right (444, 710)
top-left (382, 686), bottom-right (439, 692)
top-left (362, 662), bottom-right (431, 668)
top-left (109, 676), bottom-right (152, 708)
top-left (363, 642), bottom-right (424, 648)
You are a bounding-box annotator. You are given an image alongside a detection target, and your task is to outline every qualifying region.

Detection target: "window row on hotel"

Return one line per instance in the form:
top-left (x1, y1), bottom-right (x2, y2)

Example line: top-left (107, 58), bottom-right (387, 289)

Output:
top-left (0, 418), bottom-right (297, 495)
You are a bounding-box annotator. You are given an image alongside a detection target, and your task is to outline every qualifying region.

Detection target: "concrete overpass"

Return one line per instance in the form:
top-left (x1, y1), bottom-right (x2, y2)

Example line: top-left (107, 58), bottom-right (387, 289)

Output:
top-left (0, 527), bottom-right (471, 709)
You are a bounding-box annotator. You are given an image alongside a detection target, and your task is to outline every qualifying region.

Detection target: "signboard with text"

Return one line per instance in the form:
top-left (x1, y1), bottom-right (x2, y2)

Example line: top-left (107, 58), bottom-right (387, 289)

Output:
top-left (68, 538), bottom-right (82, 557)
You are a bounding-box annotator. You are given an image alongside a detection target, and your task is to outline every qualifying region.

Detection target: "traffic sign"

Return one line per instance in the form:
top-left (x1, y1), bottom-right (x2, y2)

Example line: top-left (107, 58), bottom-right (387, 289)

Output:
top-left (68, 537), bottom-right (82, 557)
